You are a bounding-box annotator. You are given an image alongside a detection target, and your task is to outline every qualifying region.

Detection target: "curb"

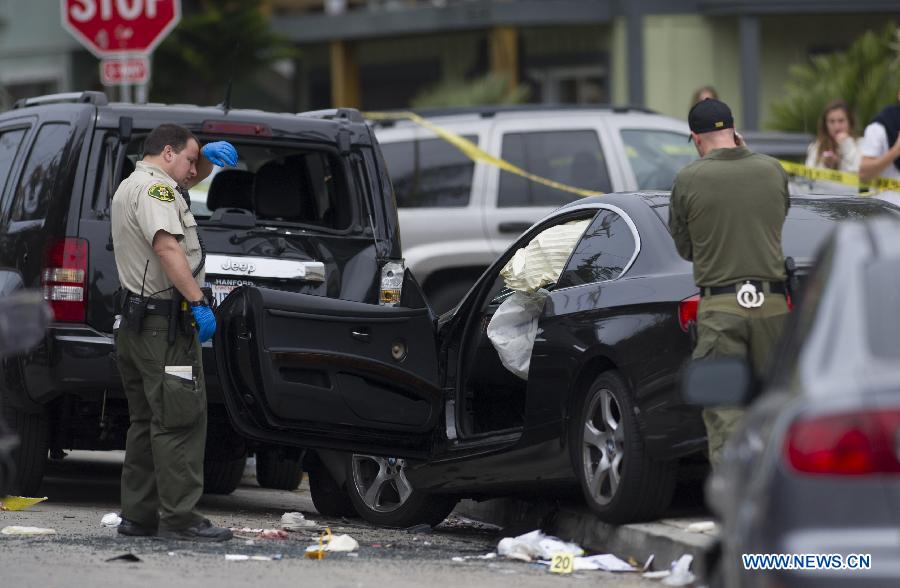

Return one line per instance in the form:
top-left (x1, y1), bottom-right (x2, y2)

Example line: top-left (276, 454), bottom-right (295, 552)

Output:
top-left (455, 497), bottom-right (717, 573)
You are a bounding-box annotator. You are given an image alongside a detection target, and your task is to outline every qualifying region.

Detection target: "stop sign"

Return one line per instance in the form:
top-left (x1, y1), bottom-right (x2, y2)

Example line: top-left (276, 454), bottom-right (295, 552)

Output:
top-left (61, 0), bottom-right (181, 57)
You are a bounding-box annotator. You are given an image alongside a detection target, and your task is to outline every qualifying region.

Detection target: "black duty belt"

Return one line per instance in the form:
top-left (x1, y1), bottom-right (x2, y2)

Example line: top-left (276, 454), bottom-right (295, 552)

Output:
top-left (124, 292), bottom-right (174, 316)
top-left (701, 280), bottom-right (786, 297)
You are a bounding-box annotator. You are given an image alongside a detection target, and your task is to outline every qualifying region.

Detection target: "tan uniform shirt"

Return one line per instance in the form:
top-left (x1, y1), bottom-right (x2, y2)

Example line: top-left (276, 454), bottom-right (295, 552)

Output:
top-left (111, 161), bottom-right (204, 300)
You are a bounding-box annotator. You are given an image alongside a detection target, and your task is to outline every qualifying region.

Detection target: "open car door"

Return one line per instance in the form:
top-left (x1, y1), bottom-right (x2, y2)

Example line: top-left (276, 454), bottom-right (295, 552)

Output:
top-left (214, 283), bottom-right (441, 459)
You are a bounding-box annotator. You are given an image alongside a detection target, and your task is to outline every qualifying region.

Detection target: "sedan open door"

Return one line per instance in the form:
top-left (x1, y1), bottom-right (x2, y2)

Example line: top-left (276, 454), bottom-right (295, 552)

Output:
top-left (214, 284), bottom-right (442, 459)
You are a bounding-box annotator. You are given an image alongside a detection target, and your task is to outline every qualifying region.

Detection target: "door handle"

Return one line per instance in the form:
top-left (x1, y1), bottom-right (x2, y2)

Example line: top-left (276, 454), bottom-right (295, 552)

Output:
top-left (498, 221), bottom-right (531, 234)
top-left (351, 329), bottom-right (370, 342)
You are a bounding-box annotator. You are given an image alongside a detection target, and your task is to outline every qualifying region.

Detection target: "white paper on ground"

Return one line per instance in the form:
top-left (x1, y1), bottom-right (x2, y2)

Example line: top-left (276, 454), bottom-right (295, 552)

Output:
top-left (662, 554), bottom-right (696, 586)
top-left (100, 513), bottom-right (122, 528)
top-left (1, 526), bottom-right (57, 535)
top-left (281, 511), bottom-right (318, 530)
top-left (164, 365), bottom-right (192, 381)
top-left (325, 534), bottom-right (359, 552)
top-left (685, 521), bottom-right (717, 533)
top-left (497, 530), bottom-right (584, 562)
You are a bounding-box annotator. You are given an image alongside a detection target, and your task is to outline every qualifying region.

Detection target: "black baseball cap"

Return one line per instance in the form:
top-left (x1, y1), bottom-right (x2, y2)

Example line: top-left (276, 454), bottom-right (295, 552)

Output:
top-left (688, 98), bottom-right (734, 137)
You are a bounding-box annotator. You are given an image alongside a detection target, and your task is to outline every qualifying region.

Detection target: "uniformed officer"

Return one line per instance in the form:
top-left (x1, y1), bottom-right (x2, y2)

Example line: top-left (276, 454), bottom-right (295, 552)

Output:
top-left (669, 99), bottom-right (791, 468)
top-left (111, 123), bottom-right (238, 541)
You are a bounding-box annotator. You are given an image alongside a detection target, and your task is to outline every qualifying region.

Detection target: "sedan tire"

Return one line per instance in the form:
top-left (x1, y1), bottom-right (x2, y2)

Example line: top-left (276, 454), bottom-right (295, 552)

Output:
top-left (345, 454), bottom-right (457, 528)
top-left (571, 371), bottom-right (676, 523)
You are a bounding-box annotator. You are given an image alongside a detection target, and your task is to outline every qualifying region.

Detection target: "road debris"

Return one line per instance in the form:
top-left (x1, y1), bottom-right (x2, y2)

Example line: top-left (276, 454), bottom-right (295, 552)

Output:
top-left (305, 528), bottom-right (359, 557)
top-left (539, 553), bottom-right (635, 572)
top-left (100, 513), bottom-right (122, 528)
top-left (0, 496), bottom-right (48, 511)
top-left (685, 521), bottom-right (717, 534)
top-left (225, 554), bottom-right (284, 562)
top-left (106, 553), bottom-right (141, 563)
top-left (404, 523), bottom-right (432, 534)
top-left (497, 530), bottom-right (584, 562)
top-left (452, 553), bottom-right (497, 562)
top-left (642, 554), bottom-right (696, 585)
top-left (229, 527), bottom-right (289, 540)
top-left (1, 526), bottom-right (57, 535)
top-left (281, 511), bottom-right (317, 531)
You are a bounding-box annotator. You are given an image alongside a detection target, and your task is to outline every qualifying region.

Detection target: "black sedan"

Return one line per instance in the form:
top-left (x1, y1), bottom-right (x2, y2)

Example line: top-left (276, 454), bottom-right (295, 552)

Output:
top-left (686, 216), bottom-right (900, 587)
top-left (214, 192), bottom-right (898, 526)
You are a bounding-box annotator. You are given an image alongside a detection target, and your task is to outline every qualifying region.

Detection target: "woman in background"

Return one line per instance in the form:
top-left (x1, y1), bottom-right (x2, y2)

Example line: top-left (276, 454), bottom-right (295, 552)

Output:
top-left (806, 100), bottom-right (860, 172)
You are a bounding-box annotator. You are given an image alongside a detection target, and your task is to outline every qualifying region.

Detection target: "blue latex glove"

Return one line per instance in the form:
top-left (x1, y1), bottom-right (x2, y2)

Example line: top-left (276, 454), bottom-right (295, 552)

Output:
top-left (201, 141), bottom-right (238, 167)
top-left (191, 304), bottom-right (217, 343)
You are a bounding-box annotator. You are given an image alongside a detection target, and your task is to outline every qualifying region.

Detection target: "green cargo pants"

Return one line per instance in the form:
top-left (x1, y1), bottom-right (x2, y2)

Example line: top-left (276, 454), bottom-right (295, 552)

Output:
top-left (114, 314), bottom-right (207, 531)
top-left (693, 291), bottom-right (789, 468)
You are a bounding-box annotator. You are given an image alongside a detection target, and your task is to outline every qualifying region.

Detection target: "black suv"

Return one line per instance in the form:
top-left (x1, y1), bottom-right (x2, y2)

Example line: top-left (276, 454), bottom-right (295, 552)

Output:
top-left (0, 91), bottom-right (403, 496)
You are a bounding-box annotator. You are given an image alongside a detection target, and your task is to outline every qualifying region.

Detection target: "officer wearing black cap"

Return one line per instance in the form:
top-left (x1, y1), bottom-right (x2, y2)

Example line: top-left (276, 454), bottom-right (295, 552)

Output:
top-left (670, 98), bottom-right (791, 468)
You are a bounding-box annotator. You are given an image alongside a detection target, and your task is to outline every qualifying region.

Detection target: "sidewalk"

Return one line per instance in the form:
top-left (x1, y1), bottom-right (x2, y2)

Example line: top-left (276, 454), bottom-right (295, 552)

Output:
top-left (455, 494), bottom-right (718, 574)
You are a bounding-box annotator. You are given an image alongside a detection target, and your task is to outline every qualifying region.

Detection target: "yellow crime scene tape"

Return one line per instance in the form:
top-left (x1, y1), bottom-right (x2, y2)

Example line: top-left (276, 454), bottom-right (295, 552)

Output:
top-left (779, 161), bottom-right (900, 194)
top-left (365, 111), bottom-right (603, 198)
top-left (367, 110), bottom-right (900, 197)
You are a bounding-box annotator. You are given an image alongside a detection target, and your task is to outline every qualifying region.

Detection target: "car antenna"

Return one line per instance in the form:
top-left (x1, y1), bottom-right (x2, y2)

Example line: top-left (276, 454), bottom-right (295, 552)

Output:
top-left (218, 79), bottom-right (233, 114)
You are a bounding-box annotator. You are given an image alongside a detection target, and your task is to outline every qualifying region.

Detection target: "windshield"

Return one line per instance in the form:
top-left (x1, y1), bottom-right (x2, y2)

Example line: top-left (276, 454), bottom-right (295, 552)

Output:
top-left (653, 199), bottom-right (900, 260)
top-left (620, 129), bottom-right (697, 190)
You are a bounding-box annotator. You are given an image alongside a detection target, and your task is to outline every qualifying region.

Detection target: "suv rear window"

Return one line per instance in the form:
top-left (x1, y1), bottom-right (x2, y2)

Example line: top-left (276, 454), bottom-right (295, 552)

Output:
top-left (10, 123), bottom-right (74, 223)
top-left (499, 130), bottom-right (612, 207)
top-left (115, 140), bottom-right (356, 232)
top-left (379, 136), bottom-right (476, 208)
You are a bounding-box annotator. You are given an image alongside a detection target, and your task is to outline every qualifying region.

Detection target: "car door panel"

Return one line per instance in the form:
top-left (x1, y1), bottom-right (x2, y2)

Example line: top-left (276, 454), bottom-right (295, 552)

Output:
top-left (215, 285), bottom-right (441, 457)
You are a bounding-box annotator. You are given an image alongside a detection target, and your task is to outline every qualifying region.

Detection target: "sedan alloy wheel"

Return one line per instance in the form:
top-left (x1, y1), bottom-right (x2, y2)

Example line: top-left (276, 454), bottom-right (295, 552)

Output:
top-left (345, 454), bottom-right (458, 528)
top-left (571, 371), bottom-right (676, 523)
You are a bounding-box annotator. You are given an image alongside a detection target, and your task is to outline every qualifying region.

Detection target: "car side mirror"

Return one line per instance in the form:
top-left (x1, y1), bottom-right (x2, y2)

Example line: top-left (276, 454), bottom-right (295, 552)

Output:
top-left (0, 290), bottom-right (53, 358)
top-left (681, 357), bottom-right (756, 407)
top-left (399, 268), bottom-right (432, 314)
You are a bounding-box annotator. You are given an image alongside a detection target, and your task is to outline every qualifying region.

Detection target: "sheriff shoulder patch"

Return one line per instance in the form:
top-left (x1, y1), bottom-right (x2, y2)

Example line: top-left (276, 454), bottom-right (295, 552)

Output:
top-left (148, 183), bottom-right (176, 202)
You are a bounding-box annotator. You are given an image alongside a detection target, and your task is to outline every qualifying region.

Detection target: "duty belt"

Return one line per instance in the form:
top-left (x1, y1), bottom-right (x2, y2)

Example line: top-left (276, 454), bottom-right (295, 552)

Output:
top-left (701, 280), bottom-right (786, 298)
top-left (701, 280), bottom-right (786, 309)
top-left (124, 292), bottom-right (174, 316)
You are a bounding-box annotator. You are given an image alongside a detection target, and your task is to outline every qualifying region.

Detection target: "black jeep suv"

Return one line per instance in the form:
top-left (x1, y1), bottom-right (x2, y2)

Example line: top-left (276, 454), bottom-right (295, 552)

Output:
top-left (0, 91), bottom-right (403, 496)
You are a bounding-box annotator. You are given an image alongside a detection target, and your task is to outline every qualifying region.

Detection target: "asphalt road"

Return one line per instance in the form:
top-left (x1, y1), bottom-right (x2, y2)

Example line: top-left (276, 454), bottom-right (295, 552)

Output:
top-left (0, 451), bottom-right (663, 588)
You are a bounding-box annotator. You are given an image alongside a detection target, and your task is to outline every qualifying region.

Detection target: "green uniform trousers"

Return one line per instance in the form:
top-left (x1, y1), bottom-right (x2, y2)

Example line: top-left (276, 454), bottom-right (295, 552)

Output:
top-left (114, 314), bottom-right (207, 531)
top-left (692, 292), bottom-right (789, 468)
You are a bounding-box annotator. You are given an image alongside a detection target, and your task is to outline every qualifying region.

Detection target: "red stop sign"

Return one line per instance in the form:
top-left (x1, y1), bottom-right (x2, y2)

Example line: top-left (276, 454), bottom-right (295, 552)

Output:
top-left (61, 0), bottom-right (181, 57)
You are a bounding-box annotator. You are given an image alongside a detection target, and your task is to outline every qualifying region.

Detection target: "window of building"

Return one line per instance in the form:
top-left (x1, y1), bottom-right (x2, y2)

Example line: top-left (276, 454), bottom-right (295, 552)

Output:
top-left (379, 136), bottom-right (476, 208)
top-left (498, 130), bottom-right (611, 207)
top-left (0, 128), bottom-right (28, 210)
top-left (620, 129), bottom-right (695, 191)
top-left (10, 123), bottom-right (74, 222)
top-left (557, 210), bottom-right (636, 287)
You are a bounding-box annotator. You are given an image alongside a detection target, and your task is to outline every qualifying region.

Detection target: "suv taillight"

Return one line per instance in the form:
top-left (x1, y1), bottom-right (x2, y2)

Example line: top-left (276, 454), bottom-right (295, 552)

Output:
top-left (785, 410), bottom-right (900, 475)
top-left (380, 260), bottom-right (404, 306)
top-left (42, 238), bottom-right (88, 322)
top-left (678, 294), bottom-right (700, 332)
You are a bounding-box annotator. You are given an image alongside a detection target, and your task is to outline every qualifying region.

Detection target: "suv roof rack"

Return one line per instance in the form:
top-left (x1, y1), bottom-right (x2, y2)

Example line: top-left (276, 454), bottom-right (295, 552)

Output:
top-left (367, 103), bottom-right (658, 126)
top-left (13, 91), bottom-right (109, 110)
top-left (297, 108), bottom-right (364, 123)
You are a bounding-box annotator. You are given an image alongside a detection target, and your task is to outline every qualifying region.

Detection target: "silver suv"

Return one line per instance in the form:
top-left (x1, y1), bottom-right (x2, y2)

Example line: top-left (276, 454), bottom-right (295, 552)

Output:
top-left (373, 106), bottom-right (695, 312)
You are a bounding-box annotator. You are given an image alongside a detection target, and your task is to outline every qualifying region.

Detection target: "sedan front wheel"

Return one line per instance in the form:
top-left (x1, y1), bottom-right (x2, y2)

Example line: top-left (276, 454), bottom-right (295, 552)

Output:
top-left (571, 371), bottom-right (676, 523)
top-left (345, 454), bottom-right (457, 528)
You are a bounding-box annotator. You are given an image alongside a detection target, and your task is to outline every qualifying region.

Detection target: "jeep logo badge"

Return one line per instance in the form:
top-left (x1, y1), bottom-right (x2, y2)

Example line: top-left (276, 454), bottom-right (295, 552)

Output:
top-left (221, 259), bottom-right (256, 274)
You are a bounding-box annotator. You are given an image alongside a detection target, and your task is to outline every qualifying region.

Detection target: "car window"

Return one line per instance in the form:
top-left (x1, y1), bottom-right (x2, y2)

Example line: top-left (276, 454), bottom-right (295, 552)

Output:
top-left (864, 260), bottom-right (900, 360)
top-left (379, 136), bottom-right (476, 208)
top-left (498, 130), bottom-right (612, 207)
top-left (768, 238), bottom-right (835, 387)
top-left (0, 128), bottom-right (28, 210)
top-left (557, 209), bottom-right (636, 287)
top-left (620, 129), bottom-right (696, 190)
top-left (10, 123), bottom-right (74, 223)
top-left (116, 137), bottom-right (357, 232)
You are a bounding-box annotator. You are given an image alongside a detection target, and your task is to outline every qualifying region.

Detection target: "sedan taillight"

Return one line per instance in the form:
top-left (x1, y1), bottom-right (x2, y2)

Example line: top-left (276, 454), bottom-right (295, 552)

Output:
top-left (380, 260), bottom-right (404, 306)
top-left (785, 409), bottom-right (900, 475)
top-left (678, 294), bottom-right (700, 332)
top-left (42, 237), bottom-right (88, 322)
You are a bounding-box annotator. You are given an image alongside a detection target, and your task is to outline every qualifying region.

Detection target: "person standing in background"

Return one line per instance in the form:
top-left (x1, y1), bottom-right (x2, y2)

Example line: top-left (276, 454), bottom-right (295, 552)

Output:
top-left (805, 100), bottom-right (860, 172)
top-left (859, 90), bottom-right (900, 205)
top-left (691, 86), bottom-right (719, 107)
